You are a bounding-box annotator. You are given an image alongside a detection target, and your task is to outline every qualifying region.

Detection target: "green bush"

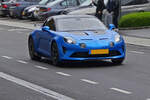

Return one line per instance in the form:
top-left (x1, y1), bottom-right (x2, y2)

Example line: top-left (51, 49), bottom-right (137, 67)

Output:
top-left (119, 12), bottom-right (150, 28)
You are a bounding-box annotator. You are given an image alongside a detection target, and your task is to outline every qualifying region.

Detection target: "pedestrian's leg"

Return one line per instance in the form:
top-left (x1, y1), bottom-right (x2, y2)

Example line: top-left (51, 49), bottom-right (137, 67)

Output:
top-left (113, 15), bottom-right (118, 28)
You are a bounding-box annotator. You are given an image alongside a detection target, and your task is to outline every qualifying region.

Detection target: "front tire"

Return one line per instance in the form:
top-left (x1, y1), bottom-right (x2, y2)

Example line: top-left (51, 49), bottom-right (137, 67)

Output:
top-left (28, 37), bottom-right (41, 60)
top-left (51, 42), bottom-right (60, 66)
top-left (111, 58), bottom-right (124, 65)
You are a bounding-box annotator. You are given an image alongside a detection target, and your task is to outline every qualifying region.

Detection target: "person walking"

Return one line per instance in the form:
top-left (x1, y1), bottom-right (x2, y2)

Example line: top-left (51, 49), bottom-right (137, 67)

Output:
top-left (92, 0), bottom-right (105, 21)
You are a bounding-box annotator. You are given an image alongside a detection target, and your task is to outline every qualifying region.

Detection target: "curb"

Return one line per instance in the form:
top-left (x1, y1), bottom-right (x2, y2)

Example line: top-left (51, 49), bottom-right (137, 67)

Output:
top-left (119, 26), bottom-right (150, 30)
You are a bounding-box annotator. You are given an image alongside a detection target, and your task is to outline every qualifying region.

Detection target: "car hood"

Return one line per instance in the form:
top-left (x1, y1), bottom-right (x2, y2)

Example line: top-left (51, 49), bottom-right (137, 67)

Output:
top-left (56, 30), bottom-right (116, 44)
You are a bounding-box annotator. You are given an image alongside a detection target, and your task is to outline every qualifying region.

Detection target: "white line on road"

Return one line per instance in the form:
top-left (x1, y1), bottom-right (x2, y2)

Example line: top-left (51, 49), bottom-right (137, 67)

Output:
top-left (17, 60), bottom-right (28, 64)
top-left (56, 72), bottom-right (72, 77)
top-left (110, 88), bottom-right (132, 94)
top-left (34, 65), bottom-right (48, 70)
top-left (0, 72), bottom-right (74, 100)
top-left (81, 79), bottom-right (99, 85)
top-left (129, 51), bottom-right (145, 54)
top-left (146, 98), bottom-right (150, 100)
top-left (2, 56), bottom-right (13, 59)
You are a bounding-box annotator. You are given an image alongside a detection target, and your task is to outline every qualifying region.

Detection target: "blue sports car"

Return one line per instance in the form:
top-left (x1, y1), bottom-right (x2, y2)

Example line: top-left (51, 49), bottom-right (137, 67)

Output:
top-left (28, 15), bottom-right (126, 65)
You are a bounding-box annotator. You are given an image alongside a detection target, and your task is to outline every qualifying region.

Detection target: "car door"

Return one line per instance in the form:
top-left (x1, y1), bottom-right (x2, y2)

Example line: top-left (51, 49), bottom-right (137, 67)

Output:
top-left (38, 18), bottom-right (56, 56)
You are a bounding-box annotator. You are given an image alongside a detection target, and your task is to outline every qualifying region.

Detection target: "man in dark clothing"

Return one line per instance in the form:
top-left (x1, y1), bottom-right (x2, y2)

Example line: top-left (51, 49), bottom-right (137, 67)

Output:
top-left (92, 0), bottom-right (105, 21)
top-left (113, 0), bottom-right (121, 28)
top-left (106, 0), bottom-right (120, 28)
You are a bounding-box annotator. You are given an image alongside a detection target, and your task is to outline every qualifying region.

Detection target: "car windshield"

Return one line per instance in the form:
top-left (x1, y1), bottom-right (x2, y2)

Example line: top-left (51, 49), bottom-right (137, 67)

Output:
top-left (57, 17), bottom-right (107, 32)
top-left (47, 0), bottom-right (62, 6)
top-left (80, 0), bottom-right (92, 6)
top-left (39, 0), bottom-right (55, 5)
top-left (39, 0), bottom-right (49, 5)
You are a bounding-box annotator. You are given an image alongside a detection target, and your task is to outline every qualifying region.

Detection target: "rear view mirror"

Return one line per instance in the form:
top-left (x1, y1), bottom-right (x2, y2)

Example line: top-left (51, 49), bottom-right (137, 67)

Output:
top-left (42, 26), bottom-right (50, 31)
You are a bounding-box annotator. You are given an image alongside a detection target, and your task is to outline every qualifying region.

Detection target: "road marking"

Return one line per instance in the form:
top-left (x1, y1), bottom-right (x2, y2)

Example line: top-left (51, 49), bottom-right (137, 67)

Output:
top-left (146, 98), bottom-right (150, 100)
top-left (17, 60), bottom-right (28, 64)
top-left (110, 88), bottom-right (132, 94)
top-left (2, 56), bottom-right (13, 59)
top-left (8, 28), bottom-right (28, 32)
top-left (56, 72), bottom-right (72, 77)
top-left (0, 72), bottom-right (74, 100)
top-left (81, 79), bottom-right (99, 85)
top-left (34, 65), bottom-right (48, 70)
top-left (129, 51), bottom-right (145, 54)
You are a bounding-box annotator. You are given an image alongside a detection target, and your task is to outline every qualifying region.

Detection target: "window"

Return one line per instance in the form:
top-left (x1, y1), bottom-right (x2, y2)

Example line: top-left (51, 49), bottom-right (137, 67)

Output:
top-left (67, 0), bottom-right (78, 6)
top-left (45, 19), bottom-right (56, 31)
top-left (60, 0), bottom-right (68, 7)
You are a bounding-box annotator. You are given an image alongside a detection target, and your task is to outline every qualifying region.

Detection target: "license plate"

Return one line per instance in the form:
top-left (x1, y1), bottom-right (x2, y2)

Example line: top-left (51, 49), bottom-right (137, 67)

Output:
top-left (90, 49), bottom-right (109, 55)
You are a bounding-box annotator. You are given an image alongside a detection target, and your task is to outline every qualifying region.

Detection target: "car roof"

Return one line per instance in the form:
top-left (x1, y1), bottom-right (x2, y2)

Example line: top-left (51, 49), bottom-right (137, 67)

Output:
top-left (50, 15), bottom-right (96, 20)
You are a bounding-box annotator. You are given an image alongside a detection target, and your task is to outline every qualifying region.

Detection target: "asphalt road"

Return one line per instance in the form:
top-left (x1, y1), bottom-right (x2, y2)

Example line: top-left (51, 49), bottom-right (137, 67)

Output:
top-left (0, 24), bottom-right (150, 100)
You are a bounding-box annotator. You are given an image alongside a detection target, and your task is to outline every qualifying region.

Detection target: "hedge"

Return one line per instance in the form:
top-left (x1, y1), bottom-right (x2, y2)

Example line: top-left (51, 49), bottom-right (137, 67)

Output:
top-left (119, 12), bottom-right (150, 28)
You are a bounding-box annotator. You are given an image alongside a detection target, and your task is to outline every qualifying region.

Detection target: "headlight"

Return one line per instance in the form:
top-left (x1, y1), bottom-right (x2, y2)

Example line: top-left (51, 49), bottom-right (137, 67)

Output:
top-left (115, 34), bottom-right (121, 42)
top-left (64, 37), bottom-right (76, 44)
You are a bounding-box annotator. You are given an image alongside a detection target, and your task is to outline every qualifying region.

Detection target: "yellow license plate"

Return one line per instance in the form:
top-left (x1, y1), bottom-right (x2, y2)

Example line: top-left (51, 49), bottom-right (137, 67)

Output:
top-left (90, 49), bottom-right (109, 55)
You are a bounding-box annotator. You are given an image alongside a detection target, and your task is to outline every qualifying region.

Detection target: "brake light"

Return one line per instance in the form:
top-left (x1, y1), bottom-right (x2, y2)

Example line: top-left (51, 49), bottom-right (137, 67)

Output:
top-left (40, 8), bottom-right (51, 12)
top-left (47, 8), bottom-right (51, 11)
top-left (2, 4), bottom-right (7, 8)
top-left (15, 3), bottom-right (20, 6)
top-left (12, 3), bottom-right (20, 6)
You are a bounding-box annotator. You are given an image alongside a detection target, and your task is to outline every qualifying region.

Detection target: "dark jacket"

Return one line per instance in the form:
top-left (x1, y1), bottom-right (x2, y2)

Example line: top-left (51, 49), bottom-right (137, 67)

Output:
top-left (107, 0), bottom-right (120, 16)
top-left (93, 0), bottom-right (105, 14)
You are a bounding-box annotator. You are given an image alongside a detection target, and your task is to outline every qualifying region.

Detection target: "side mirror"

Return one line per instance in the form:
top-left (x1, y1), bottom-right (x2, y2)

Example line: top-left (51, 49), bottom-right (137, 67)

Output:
top-left (109, 24), bottom-right (116, 30)
top-left (109, 24), bottom-right (119, 32)
top-left (42, 26), bottom-right (50, 31)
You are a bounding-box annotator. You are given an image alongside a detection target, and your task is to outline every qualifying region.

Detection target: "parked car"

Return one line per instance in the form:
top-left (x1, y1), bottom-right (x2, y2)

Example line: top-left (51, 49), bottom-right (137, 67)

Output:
top-left (67, 0), bottom-right (150, 16)
top-left (9, 0), bottom-right (41, 19)
top-left (35, 0), bottom-right (89, 20)
top-left (0, 0), bottom-right (14, 17)
top-left (22, 0), bottom-right (54, 20)
top-left (28, 15), bottom-right (126, 65)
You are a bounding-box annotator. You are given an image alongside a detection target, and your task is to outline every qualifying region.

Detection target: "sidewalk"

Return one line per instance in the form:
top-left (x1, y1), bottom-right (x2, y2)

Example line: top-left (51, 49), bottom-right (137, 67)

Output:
top-left (120, 29), bottom-right (150, 39)
top-left (0, 20), bottom-right (150, 47)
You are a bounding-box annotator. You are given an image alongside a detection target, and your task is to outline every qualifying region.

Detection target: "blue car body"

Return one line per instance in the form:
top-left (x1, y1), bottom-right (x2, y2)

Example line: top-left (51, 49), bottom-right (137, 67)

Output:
top-left (29, 15), bottom-right (125, 63)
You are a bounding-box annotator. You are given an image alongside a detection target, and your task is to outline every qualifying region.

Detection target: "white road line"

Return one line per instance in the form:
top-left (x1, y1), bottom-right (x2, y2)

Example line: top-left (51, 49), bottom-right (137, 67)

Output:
top-left (110, 88), bottom-right (132, 94)
top-left (129, 51), bottom-right (145, 54)
top-left (56, 72), bottom-right (72, 77)
top-left (2, 56), bottom-right (13, 59)
top-left (0, 72), bottom-right (74, 100)
top-left (81, 79), bottom-right (99, 85)
top-left (146, 98), bottom-right (150, 100)
top-left (34, 65), bottom-right (48, 70)
top-left (17, 60), bottom-right (28, 64)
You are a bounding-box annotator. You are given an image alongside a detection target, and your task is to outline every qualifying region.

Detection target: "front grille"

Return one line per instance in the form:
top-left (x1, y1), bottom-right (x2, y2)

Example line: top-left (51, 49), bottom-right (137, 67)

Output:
top-left (70, 50), bottom-right (121, 58)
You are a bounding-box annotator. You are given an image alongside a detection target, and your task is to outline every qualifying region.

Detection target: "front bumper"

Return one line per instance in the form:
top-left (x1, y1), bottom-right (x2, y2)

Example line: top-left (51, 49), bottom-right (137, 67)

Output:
top-left (58, 41), bottom-right (125, 61)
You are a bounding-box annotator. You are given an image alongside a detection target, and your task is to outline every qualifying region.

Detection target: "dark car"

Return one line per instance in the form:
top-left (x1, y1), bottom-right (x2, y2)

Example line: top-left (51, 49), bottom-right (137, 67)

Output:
top-left (35, 0), bottom-right (88, 20)
top-left (0, 0), bottom-right (14, 16)
top-left (9, 0), bottom-right (41, 19)
top-left (22, 0), bottom-right (54, 20)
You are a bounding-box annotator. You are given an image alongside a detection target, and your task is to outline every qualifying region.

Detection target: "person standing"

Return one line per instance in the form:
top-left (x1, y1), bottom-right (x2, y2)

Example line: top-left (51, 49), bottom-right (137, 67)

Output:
top-left (92, 0), bottom-right (105, 21)
top-left (107, 0), bottom-right (121, 27)
top-left (113, 0), bottom-right (121, 28)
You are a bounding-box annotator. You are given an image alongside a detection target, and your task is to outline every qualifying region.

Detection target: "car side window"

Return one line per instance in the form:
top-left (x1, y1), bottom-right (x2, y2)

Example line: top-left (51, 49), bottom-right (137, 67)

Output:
top-left (45, 19), bottom-right (56, 31)
top-left (60, 0), bottom-right (68, 7)
top-left (67, 0), bottom-right (78, 7)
